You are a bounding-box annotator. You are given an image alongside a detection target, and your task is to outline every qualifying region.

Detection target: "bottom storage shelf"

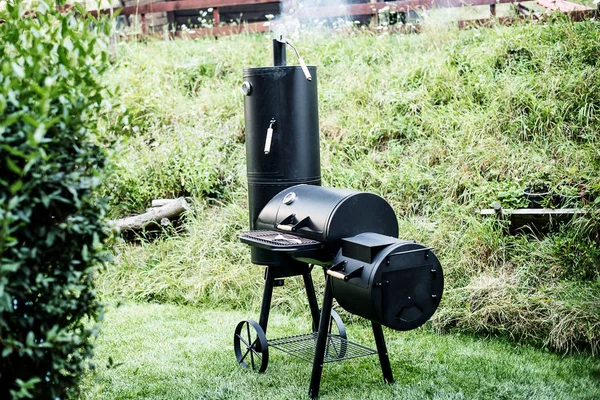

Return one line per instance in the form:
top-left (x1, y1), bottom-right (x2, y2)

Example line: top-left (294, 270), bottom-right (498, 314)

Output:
top-left (269, 333), bottom-right (377, 363)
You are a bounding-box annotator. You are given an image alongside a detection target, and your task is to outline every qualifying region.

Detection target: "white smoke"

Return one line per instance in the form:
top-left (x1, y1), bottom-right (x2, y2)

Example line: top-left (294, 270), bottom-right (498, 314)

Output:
top-left (268, 0), bottom-right (354, 39)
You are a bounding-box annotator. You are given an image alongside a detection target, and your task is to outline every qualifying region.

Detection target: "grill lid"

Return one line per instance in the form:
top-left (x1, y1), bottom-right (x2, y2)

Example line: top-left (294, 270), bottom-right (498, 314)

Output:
top-left (255, 185), bottom-right (398, 244)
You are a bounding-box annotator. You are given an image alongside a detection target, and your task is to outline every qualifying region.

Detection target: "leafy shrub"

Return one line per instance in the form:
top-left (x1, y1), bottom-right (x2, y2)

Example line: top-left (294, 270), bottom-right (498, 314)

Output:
top-left (0, 2), bottom-right (117, 398)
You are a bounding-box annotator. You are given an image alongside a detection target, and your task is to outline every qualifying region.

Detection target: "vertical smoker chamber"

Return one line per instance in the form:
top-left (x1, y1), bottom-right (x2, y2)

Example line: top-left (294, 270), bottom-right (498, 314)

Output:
top-left (243, 66), bottom-right (321, 265)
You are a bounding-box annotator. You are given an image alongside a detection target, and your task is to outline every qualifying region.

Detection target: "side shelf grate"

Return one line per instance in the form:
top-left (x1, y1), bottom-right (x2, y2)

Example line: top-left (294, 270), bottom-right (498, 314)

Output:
top-left (240, 230), bottom-right (322, 252)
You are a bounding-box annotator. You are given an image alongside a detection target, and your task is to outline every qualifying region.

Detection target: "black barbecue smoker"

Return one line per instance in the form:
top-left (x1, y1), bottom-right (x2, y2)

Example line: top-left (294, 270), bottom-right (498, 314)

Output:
top-left (234, 37), bottom-right (444, 398)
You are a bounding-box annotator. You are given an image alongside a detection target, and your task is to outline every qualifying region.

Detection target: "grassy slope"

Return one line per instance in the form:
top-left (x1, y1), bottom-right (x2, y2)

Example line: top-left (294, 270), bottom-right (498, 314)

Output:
top-left (81, 303), bottom-right (600, 400)
top-left (99, 18), bottom-right (600, 354)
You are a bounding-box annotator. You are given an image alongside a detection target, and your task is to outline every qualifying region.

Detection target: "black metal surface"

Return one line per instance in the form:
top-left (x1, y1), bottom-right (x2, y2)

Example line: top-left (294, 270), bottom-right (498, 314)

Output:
top-left (243, 66), bottom-right (320, 230)
top-left (256, 185), bottom-right (399, 250)
top-left (372, 322), bottom-right (394, 384)
top-left (258, 267), bottom-right (276, 334)
top-left (237, 36), bottom-right (444, 398)
top-left (302, 271), bottom-right (322, 332)
top-left (273, 38), bottom-right (286, 66)
top-left (330, 233), bottom-right (444, 331)
top-left (309, 276), bottom-right (335, 399)
top-left (341, 233), bottom-right (400, 264)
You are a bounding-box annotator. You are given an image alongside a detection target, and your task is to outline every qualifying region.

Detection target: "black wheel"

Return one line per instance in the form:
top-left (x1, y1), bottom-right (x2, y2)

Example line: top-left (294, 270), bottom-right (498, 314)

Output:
top-left (234, 319), bottom-right (269, 373)
top-left (326, 309), bottom-right (348, 359)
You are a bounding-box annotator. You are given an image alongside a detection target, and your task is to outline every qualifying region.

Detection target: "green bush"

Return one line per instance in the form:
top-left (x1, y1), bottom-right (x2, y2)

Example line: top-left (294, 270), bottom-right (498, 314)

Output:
top-left (0, 2), bottom-right (117, 398)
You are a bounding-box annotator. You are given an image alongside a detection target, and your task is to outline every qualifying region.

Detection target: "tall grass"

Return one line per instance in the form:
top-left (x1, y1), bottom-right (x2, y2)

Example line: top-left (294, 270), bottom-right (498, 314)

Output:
top-left (99, 17), bottom-right (600, 354)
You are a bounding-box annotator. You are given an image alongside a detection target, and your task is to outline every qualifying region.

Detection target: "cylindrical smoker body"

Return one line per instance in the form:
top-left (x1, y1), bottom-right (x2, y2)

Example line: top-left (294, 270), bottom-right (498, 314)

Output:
top-left (243, 66), bottom-right (321, 264)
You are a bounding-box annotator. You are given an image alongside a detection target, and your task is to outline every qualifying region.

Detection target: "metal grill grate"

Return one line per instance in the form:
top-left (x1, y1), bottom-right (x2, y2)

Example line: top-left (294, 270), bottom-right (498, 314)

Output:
top-left (269, 333), bottom-right (377, 363)
top-left (240, 230), bottom-right (321, 250)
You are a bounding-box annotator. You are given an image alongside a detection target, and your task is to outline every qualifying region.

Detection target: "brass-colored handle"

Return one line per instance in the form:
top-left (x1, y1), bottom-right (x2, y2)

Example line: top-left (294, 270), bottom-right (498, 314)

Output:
top-left (327, 270), bottom-right (346, 280)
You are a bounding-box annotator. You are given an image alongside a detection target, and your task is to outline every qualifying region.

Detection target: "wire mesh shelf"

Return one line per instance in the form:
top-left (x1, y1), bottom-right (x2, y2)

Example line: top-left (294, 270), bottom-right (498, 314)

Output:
top-left (269, 333), bottom-right (377, 363)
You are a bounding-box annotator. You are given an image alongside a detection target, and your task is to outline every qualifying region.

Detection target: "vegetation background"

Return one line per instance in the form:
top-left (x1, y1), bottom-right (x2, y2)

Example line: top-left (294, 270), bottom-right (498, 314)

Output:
top-left (99, 16), bottom-right (600, 356)
top-left (85, 13), bottom-right (600, 396)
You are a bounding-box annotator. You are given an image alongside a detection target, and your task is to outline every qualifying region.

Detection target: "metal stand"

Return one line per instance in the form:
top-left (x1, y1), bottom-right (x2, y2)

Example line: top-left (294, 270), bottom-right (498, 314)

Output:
top-left (235, 256), bottom-right (387, 398)
top-left (308, 276), bottom-right (335, 398)
top-left (257, 265), bottom-right (321, 334)
top-left (303, 270), bottom-right (322, 331)
top-left (372, 322), bottom-right (394, 384)
top-left (308, 276), bottom-right (394, 398)
top-left (258, 266), bottom-right (276, 333)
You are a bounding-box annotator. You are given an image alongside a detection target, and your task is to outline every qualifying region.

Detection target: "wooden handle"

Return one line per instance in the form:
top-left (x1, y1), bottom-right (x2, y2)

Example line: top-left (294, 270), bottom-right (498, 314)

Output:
top-left (327, 270), bottom-right (346, 280)
top-left (276, 224), bottom-right (293, 232)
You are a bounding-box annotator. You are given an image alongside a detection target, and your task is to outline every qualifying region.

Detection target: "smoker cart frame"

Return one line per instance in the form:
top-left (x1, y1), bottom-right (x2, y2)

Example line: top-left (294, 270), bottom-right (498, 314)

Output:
top-left (234, 230), bottom-right (395, 399)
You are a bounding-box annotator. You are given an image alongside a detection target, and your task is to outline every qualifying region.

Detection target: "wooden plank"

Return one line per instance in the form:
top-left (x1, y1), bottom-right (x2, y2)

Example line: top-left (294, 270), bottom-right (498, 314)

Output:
top-left (95, 0), bottom-right (279, 16)
top-left (435, 0), bottom-right (528, 7)
top-left (213, 7), bottom-right (220, 25)
top-left (176, 21), bottom-right (268, 37)
top-left (480, 207), bottom-right (587, 232)
top-left (480, 208), bottom-right (586, 217)
top-left (458, 8), bottom-right (597, 28)
top-left (535, 0), bottom-right (593, 11)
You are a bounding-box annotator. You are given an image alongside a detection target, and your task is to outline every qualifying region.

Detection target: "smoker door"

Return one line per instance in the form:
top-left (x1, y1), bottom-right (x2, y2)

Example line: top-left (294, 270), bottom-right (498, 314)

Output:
top-left (380, 245), bottom-right (443, 331)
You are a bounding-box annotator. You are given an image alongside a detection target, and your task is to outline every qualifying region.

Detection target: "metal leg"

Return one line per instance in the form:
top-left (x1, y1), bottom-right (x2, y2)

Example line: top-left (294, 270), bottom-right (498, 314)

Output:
top-left (308, 276), bottom-right (335, 399)
top-left (302, 271), bottom-right (321, 332)
top-left (258, 266), bottom-right (276, 334)
top-left (372, 322), bottom-right (394, 384)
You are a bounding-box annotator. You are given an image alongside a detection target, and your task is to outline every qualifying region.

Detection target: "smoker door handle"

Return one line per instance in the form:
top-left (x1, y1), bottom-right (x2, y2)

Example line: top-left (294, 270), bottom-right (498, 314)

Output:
top-left (326, 270), bottom-right (347, 281)
top-left (327, 266), bottom-right (364, 282)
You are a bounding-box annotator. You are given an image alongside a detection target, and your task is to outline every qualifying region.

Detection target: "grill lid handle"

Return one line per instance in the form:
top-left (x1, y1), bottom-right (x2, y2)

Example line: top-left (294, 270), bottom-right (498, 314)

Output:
top-left (276, 214), bottom-right (311, 232)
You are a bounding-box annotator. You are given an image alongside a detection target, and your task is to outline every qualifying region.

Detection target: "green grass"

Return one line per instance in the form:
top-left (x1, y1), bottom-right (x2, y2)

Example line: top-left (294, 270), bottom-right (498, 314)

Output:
top-left (98, 17), bottom-right (600, 355)
top-left (79, 15), bottom-right (600, 399)
top-left (81, 303), bottom-right (600, 399)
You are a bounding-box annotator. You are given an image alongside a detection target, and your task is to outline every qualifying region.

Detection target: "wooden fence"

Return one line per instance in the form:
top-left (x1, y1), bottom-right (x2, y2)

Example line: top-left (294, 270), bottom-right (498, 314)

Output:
top-left (89, 0), bottom-right (597, 38)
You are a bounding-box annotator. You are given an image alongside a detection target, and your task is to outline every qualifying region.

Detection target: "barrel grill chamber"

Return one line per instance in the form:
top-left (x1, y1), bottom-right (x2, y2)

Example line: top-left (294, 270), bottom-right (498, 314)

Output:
top-left (234, 37), bottom-right (444, 399)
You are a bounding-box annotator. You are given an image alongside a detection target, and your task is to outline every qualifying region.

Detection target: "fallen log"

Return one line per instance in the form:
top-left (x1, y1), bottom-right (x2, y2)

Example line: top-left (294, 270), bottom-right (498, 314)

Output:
top-left (109, 197), bottom-right (190, 232)
top-left (151, 199), bottom-right (178, 207)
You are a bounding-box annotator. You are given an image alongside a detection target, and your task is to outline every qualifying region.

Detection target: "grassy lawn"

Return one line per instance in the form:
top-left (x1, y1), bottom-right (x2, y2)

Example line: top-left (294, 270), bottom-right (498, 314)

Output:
top-left (79, 16), bottom-right (600, 399)
top-left (81, 303), bottom-right (600, 399)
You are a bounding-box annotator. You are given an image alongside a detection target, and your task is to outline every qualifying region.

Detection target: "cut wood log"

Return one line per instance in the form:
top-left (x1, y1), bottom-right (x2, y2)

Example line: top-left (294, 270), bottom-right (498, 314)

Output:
top-left (151, 199), bottom-right (178, 207)
top-left (110, 197), bottom-right (190, 232)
